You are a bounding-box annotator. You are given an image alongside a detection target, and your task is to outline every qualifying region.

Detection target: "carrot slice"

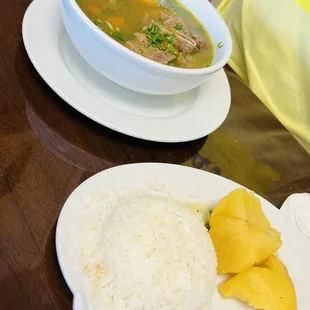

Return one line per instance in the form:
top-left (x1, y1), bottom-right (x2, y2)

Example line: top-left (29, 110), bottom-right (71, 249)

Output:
top-left (84, 4), bottom-right (102, 18)
top-left (106, 17), bottom-right (125, 28)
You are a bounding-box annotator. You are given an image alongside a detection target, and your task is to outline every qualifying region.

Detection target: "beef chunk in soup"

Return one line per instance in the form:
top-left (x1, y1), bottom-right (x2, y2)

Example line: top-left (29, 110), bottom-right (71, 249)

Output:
top-left (126, 33), bottom-right (177, 64)
top-left (143, 47), bottom-right (177, 64)
top-left (192, 35), bottom-right (208, 50)
top-left (174, 30), bottom-right (197, 53)
top-left (160, 13), bottom-right (191, 36)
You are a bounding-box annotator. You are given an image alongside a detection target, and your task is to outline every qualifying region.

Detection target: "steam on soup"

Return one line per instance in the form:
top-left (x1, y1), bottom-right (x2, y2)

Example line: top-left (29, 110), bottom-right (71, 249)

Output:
top-left (77, 0), bottom-right (214, 69)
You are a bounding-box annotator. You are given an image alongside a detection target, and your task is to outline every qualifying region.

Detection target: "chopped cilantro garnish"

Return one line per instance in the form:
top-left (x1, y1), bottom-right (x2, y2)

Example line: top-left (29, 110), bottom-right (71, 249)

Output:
top-left (174, 23), bottom-right (183, 31)
top-left (112, 31), bottom-right (125, 41)
top-left (167, 43), bottom-right (179, 56)
top-left (147, 24), bottom-right (160, 35)
top-left (151, 33), bottom-right (165, 45)
top-left (145, 24), bottom-right (180, 56)
top-left (217, 41), bottom-right (224, 49)
top-left (146, 25), bottom-right (174, 50)
top-left (166, 34), bottom-right (174, 44)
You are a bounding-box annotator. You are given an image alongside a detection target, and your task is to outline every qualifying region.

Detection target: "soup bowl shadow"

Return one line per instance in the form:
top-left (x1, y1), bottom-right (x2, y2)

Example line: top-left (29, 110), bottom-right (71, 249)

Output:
top-left (15, 42), bottom-right (208, 175)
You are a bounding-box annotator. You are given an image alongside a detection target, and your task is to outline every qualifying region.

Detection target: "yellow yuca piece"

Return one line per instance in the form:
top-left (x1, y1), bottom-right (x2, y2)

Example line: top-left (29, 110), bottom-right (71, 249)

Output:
top-left (209, 188), bottom-right (282, 273)
top-left (219, 255), bottom-right (297, 310)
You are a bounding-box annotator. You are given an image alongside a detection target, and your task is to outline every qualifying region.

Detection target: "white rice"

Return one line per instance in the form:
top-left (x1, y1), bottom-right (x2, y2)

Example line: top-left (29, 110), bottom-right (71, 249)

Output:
top-left (76, 194), bottom-right (217, 310)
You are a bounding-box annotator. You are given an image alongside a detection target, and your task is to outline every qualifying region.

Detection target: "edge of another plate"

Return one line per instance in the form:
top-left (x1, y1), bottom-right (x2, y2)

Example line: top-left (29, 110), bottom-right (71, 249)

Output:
top-left (56, 163), bottom-right (310, 309)
top-left (22, 0), bottom-right (231, 143)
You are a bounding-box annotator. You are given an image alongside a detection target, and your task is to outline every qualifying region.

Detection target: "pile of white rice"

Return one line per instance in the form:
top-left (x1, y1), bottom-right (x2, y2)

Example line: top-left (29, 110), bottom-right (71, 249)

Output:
top-left (76, 194), bottom-right (217, 310)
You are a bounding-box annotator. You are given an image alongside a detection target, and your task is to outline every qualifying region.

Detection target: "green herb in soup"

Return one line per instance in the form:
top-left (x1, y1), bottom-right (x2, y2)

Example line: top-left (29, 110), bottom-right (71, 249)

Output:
top-left (77, 0), bottom-right (214, 69)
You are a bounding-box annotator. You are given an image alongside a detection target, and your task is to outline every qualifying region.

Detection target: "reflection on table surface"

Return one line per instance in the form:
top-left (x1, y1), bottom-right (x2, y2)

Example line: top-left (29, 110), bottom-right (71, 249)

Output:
top-left (0, 1), bottom-right (310, 309)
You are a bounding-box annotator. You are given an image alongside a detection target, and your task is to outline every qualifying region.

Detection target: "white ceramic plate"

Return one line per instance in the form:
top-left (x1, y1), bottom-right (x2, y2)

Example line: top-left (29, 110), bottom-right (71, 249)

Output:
top-left (56, 163), bottom-right (310, 310)
top-left (22, 0), bottom-right (231, 143)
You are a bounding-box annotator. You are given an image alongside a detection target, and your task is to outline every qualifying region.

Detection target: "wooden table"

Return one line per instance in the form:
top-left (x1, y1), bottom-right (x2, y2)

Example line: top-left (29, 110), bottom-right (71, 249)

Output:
top-left (1, 1), bottom-right (310, 309)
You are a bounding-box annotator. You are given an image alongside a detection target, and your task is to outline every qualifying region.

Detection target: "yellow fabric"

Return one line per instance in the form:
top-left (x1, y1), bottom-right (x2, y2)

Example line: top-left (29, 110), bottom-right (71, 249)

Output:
top-left (296, 0), bottom-right (310, 15)
top-left (218, 0), bottom-right (310, 153)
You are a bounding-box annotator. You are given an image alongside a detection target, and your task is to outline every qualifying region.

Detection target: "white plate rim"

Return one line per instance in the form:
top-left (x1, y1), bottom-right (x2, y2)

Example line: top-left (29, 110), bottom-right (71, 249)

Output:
top-left (56, 163), bottom-right (310, 309)
top-left (22, 0), bottom-right (231, 143)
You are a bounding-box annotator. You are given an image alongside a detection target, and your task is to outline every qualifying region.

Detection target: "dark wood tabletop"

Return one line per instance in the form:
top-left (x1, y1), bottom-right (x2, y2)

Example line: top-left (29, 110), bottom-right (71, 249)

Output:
top-left (1, 1), bottom-right (310, 309)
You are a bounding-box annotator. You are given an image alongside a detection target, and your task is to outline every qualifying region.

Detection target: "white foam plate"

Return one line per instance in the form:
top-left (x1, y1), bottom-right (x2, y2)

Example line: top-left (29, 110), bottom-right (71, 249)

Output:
top-left (22, 0), bottom-right (231, 143)
top-left (56, 163), bottom-right (310, 309)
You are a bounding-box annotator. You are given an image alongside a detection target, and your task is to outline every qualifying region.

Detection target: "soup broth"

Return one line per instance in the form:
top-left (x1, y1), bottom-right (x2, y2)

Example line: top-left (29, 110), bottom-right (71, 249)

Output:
top-left (77, 0), bottom-right (214, 69)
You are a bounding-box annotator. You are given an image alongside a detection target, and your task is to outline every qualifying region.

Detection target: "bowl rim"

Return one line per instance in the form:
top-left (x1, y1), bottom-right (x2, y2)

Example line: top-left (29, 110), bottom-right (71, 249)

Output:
top-left (65, 0), bottom-right (232, 76)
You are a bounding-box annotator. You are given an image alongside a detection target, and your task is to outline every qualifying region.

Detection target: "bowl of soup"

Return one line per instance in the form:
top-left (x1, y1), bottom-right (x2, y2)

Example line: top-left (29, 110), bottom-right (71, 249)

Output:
top-left (62, 0), bottom-right (232, 95)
